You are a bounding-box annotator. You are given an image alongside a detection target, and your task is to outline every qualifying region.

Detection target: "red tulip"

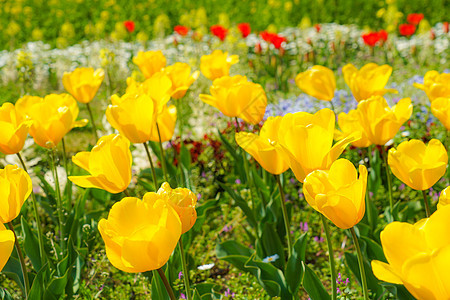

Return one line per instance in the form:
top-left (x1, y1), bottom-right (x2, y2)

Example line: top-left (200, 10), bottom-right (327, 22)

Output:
top-left (362, 32), bottom-right (380, 47)
top-left (174, 25), bottom-right (190, 36)
top-left (210, 25), bottom-right (228, 41)
top-left (399, 23), bottom-right (416, 37)
top-left (123, 20), bottom-right (135, 33)
top-left (260, 31), bottom-right (286, 49)
top-left (237, 23), bottom-right (251, 38)
top-left (378, 29), bottom-right (388, 42)
top-left (407, 13), bottom-right (424, 25)
top-left (260, 31), bottom-right (274, 42)
top-left (444, 22), bottom-right (449, 33)
top-left (314, 24), bottom-right (321, 32)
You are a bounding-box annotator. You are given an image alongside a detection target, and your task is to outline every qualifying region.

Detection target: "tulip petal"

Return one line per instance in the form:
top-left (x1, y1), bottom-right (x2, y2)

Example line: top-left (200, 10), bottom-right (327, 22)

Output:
top-left (371, 260), bottom-right (403, 284)
top-left (0, 226), bottom-right (15, 272)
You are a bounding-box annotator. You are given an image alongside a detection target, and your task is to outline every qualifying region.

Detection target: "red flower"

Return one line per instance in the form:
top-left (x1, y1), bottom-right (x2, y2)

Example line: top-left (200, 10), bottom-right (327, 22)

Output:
top-left (237, 23), bottom-right (251, 38)
top-left (123, 20), bottom-right (135, 33)
top-left (407, 13), bottom-right (424, 25)
top-left (314, 24), bottom-right (321, 32)
top-left (260, 31), bottom-right (286, 49)
top-left (444, 22), bottom-right (449, 33)
top-left (399, 23), bottom-right (416, 37)
top-left (362, 32), bottom-right (380, 47)
top-left (378, 29), bottom-right (388, 42)
top-left (270, 34), bottom-right (287, 49)
top-left (174, 25), bottom-right (190, 36)
top-left (210, 25), bottom-right (228, 41)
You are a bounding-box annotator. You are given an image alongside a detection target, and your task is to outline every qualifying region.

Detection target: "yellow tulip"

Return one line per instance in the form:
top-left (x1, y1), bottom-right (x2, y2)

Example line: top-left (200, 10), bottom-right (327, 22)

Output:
top-left (199, 75), bottom-right (267, 124)
top-left (98, 193), bottom-right (182, 273)
top-left (438, 186), bottom-right (450, 209)
top-left (357, 96), bottom-right (412, 145)
top-left (413, 70), bottom-right (450, 102)
top-left (343, 63), bottom-right (397, 101)
top-left (388, 139), bottom-right (448, 191)
top-left (163, 62), bottom-right (200, 99)
top-left (336, 109), bottom-right (372, 148)
top-left (303, 159), bottom-right (367, 229)
top-left (106, 93), bottom-right (156, 144)
top-left (150, 105), bottom-right (177, 143)
top-left (277, 108), bottom-right (359, 183)
top-left (200, 50), bottom-right (239, 80)
top-left (431, 97), bottom-right (450, 130)
top-left (295, 65), bottom-right (336, 101)
top-left (235, 116), bottom-right (289, 174)
top-left (132, 50), bottom-right (166, 78)
top-left (125, 72), bottom-right (172, 114)
top-left (69, 134), bottom-right (132, 194)
top-left (15, 94), bottom-right (88, 149)
top-left (0, 102), bottom-right (31, 155)
top-left (0, 223), bottom-right (15, 272)
top-left (62, 67), bottom-right (105, 103)
top-left (157, 182), bottom-right (197, 234)
top-left (372, 205), bottom-right (450, 300)
top-left (0, 165), bottom-right (32, 223)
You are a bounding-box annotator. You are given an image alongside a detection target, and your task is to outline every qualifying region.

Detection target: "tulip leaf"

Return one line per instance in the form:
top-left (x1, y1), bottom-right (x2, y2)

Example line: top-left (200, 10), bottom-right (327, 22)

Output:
top-left (379, 282), bottom-right (415, 299)
top-left (369, 147), bottom-right (382, 194)
top-left (217, 130), bottom-right (246, 179)
top-left (2, 255), bottom-right (25, 294)
top-left (216, 241), bottom-right (290, 298)
top-left (0, 289), bottom-right (14, 300)
top-left (301, 262), bottom-right (330, 300)
top-left (180, 143), bottom-right (191, 170)
top-left (344, 252), bottom-right (383, 297)
top-left (151, 269), bottom-right (171, 300)
top-left (218, 182), bottom-right (257, 229)
top-left (285, 233), bottom-right (308, 295)
top-left (260, 222), bottom-right (285, 270)
top-left (360, 236), bottom-right (386, 262)
top-left (191, 282), bottom-right (221, 299)
top-left (28, 263), bottom-right (49, 300)
top-left (21, 216), bottom-right (42, 271)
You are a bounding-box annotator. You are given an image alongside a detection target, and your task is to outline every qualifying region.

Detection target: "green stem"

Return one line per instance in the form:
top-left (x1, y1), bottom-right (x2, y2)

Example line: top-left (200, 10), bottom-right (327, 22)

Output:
top-left (143, 142), bottom-right (158, 189)
top-left (321, 215), bottom-right (337, 300)
top-left (49, 149), bottom-right (65, 248)
top-left (329, 100), bottom-right (336, 115)
top-left (61, 138), bottom-right (72, 209)
top-left (16, 153), bottom-right (46, 264)
top-left (152, 270), bottom-right (163, 297)
top-left (7, 222), bottom-right (29, 299)
top-left (178, 240), bottom-right (192, 300)
top-left (275, 175), bottom-right (292, 258)
top-left (156, 123), bottom-right (168, 182)
top-left (156, 267), bottom-right (176, 300)
top-left (86, 102), bottom-right (99, 141)
top-left (382, 147), bottom-right (394, 218)
top-left (362, 148), bottom-right (373, 230)
top-left (350, 227), bottom-right (369, 300)
top-left (422, 190), bottom-right (431, 218)
top-left (176, 100), bottom-right (187, 187)
top-left (123, 189), bottom-right (131, 197)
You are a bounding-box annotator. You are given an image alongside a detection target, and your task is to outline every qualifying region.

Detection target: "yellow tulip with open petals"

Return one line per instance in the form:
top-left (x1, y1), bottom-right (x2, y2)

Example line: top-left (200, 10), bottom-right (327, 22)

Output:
top-left (62, 67), bottom-right (105, 103)
top-left (336, 109), bottom-right (372, 148)
top-left (357, 96), bottom-right (412, 145)
top-left (235, 116), bottom-right (289, 174)
top-left (438, 186), bottom-right (450, 209)
top-left (15, 94), bottom-right (88, 148)
top-left (125, 72), bottom-right (172, 114)
top-left (163, 62), bottom-right (200, 99)
top-left (372, 205), bottom-right (450, 300)
top-left (343, 63), bottom-right (397, 101)
top-left (0, 102), bottom-right (31, 155)
top-left (69, 134), bottom-right (132, 194)
top-left (277, 108), bottom-right (360, 182)
top-left (132, 50), bottom-right (166, 78)
top-left (106, 93), bottom-right (156, 144)
top-left (157, 182), bottom-right (197, 234)
top-left (413, 70), bottom-right (450, 102)
top-left (431, 97), bottom-right (450, 130)
top-left (200, 50), bottom-right (239, 80)
top-left (0, 165), bottom-right (32, 223)
top-left (98, 193), bottom-right (182, 273)
top-left (303, 159), bottom-right (367, 229)
top-left (0, 223), bottom-right (15, 272)
top-left (200, 75), bottom-right (267, 124)
top-left (388, 139), bottom-right (448, 191)
top-left (295, 65), bottom-right (336, 101)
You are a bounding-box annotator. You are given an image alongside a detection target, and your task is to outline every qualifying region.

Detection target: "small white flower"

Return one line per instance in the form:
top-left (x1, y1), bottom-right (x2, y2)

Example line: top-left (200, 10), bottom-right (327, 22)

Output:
top-left (197, 263), bottom-right (215, 270)
top-left (262, 254), bottom-right (279, 263)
